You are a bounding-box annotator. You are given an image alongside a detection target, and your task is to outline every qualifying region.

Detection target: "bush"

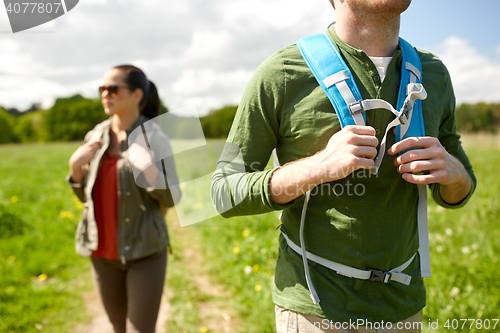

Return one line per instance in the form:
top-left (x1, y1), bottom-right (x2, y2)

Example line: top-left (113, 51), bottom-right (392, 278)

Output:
top-left (456, 102), bottom-right (500, 133)
top-left (0, 108), bottom-right (17, 144)
top-left (43, 95), bottom-right (108, 142)
top-left (12, 111), bottom-right (49, 143)
top-left (200, 105), bottom-right (238, 138)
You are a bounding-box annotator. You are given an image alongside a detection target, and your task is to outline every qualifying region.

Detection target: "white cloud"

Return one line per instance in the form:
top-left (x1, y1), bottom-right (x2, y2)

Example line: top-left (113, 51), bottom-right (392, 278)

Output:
top-left (0, 0), bottom-right (335, 114)
top-left (433, 36), bottom-right (500, 104)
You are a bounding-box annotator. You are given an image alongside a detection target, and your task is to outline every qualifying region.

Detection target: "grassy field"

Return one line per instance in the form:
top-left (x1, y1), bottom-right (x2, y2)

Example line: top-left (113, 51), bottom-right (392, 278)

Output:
top-left (174, 134), bottom-right (500, 333)
top-left (0, 143), bottom-right (91, 333)
top-left (0, 135), bottom-right (499, 332)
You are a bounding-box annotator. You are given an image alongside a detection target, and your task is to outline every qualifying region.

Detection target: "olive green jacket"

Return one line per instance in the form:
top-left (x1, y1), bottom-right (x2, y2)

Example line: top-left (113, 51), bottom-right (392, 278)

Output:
top-left (67, 115), bottom-right (181, 262)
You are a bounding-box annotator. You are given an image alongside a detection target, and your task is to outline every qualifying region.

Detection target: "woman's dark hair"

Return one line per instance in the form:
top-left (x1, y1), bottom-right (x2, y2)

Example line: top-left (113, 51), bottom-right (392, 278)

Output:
top-left (113, 64), bottom-right (160, 119)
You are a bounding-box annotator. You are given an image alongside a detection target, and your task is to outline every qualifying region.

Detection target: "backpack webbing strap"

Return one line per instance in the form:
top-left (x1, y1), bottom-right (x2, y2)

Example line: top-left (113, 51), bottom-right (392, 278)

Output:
top-left (297, 34), bottom-right (365, 127)
top-left (291, 33), bottom-right (431, 304)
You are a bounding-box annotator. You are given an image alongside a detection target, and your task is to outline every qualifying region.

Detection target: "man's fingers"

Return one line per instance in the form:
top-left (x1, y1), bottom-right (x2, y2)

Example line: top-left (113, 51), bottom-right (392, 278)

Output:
top-left (353, 134), bottom-right (379, 148)
top-left (354, 146), bottom-right (378, 159)
top-left (344, 125), bottom-right (376, 136)
top-left (397, 160), bottom-right (442, 174)
top-left (394, 146), bottom-right (445, 166)
top-left (401, 170), bottom-right (446, 185)
top-left (389, 136), bottom-right (439, 155)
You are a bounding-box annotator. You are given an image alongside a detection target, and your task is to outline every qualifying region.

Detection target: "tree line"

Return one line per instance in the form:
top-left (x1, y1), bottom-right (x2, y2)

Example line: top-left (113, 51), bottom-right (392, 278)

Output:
top-left (0, 95), bottom-right (499, 144)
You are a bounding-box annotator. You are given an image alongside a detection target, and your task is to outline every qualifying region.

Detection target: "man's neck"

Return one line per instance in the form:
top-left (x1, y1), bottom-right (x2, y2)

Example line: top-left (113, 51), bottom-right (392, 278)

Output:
top-left (334, 7), bottom-right (401, 57)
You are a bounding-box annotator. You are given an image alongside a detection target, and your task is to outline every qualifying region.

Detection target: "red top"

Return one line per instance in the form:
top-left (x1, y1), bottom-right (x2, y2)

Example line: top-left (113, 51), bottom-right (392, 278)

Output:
top-left (92, 153), bottom-right (120, 260)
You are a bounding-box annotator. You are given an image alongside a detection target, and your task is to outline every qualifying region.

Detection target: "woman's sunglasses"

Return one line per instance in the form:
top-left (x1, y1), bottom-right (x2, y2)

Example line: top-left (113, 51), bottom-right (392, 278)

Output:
top-left (98, 85), bottom-right (129, 97)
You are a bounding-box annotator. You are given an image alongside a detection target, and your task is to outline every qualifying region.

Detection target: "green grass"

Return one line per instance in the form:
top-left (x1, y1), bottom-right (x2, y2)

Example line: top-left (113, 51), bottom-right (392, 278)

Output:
top-left (0, 143), bottom-right (92, 333)
top-left (421, 135), bottom-right (500, 332)
top-left (1, 135), bottom-right (499, 333)
top-left (181, 134), bottom-right (500, 333)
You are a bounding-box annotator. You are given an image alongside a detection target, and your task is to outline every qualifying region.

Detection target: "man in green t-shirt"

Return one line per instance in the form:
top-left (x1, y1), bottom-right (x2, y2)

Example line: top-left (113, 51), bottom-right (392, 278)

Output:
top-left (211, 0), bottom-right (476, 331)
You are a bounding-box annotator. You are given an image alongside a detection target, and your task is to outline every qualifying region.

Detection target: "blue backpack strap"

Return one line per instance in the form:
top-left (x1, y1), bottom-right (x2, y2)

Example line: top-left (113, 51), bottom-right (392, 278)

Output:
top-left (397, 39), bottom-right (432, 278)
top-left (293, 34), bottom-right (431, 305)
top-left (296, 34), bottom-right (365, 128)
top-left (396, 38), bottom-right (426, 142)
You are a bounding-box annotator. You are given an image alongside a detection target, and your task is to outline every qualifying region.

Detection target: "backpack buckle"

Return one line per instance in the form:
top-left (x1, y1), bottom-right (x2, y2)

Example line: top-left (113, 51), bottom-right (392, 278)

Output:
top-left (348, 100), bottom-right (365, 115)
top-left (367, 269), bottom-right (392, 283)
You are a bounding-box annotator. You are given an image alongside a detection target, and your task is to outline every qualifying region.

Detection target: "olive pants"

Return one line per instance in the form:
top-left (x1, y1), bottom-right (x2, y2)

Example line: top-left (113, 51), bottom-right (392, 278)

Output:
top-left (90, 248), bottom-right (167, 333)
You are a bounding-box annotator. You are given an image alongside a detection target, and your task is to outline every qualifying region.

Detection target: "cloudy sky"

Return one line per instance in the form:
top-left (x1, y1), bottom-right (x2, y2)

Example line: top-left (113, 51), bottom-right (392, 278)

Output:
top-left (1, 0), bottom-right (499, 116)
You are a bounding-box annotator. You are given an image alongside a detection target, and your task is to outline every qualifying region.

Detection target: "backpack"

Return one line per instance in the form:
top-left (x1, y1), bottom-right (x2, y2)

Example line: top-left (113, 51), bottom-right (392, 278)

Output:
top-left (280, 33), bottom-right (431, 304)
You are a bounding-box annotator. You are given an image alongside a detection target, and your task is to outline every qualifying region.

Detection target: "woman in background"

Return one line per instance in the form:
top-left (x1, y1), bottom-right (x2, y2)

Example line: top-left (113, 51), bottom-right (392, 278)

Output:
top-left (66, 65), bottom-right (180, 333)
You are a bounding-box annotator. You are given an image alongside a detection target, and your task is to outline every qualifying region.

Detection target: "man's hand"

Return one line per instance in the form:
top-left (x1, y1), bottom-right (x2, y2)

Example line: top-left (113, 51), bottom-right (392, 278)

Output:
top-left (388, 137), bottom-right (472, 204)
top-left (313, 125), bottom-right (379, 182)
top-left (269, 126), bottom-right (378, 204)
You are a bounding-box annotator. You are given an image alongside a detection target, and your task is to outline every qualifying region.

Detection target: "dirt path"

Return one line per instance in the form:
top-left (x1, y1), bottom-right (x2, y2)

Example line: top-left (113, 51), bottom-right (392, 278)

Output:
top-left (71, 285), bottom-right (171, 333)
top-left (167, 209), bottom-right (240, 333)
top-left (172, 226), bottom-right (239, 332)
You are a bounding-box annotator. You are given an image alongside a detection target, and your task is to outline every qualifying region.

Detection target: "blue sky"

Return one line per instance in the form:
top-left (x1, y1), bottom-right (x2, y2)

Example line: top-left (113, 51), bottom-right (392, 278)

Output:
top-left (1, 0), bottom-right (499, 115)
top-left (401, 0), bottom-right (500, 59)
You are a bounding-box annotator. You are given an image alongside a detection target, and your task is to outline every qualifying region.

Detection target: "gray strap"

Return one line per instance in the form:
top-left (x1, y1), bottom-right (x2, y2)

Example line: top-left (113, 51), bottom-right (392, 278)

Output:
top-left (323, 70), bottom-right (349, 88)
top-left (282, 232), bottom-right (414, 286)
top-left (371, 83), bottom-right (428, 174)
top-left (406, 62), bottom-right (421, 81)
top-left (336, 80), bottom-right (365, 126)
top-left (322, 69), bottom-right (365, 125)
top-left (299, 190), bottom-right (320, 304)
top-left (371, 116), bottom-right (403, 175)
top-left (358, 99), bottom-right (399, 116)
top-left (417, 184), bottom-right (432, 277)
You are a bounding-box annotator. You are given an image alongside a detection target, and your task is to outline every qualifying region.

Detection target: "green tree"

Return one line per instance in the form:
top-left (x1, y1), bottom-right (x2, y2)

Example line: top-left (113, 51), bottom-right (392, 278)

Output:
top-left (12, 111), bottom-right (47, 143)
top-left (43, 95), bottom-right (108, 142)
top-left (200, 105), bottom-right (238, 138)
top-left (456, 102), bottom-right (500, 133)
top-left (0, 108), bottom-right (17, 144)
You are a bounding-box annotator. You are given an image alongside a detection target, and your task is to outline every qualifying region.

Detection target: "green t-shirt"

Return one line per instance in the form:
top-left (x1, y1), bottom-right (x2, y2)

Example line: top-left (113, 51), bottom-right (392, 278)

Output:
top-left (211, 27), bottom-right (476, 323)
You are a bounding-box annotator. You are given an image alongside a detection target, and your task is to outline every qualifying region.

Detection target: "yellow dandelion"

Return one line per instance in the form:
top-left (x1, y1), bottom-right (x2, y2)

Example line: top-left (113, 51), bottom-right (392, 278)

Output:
top-left (254, 284), bottom-right (262, 292)
top-left (192, 202), bottom-right (203, 209)
top-left (200, 327), bottom-right (208, 333)
top-left (38, 274), bottom-right (48, 281)
top-left (242, 229), bottom-right (250, 237)
top-left (8, 256), bottom-right (15, 262)
top-left (233, 247), bottom-right (240, 254)
top-left (59, 211), bottom-right (75, 219)
top-left (74, 200), bottom-right (83, 210)
top-left (10, 196), bottom-right (18, 203)
top-left (252, 264), bottom-right (259, 273)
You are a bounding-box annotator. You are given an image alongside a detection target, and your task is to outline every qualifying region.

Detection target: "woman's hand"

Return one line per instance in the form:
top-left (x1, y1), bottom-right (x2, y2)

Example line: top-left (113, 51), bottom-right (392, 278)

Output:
top-left (128, 143), bottom-right (159, 186)
top-left (69, 137), bottom-right (101, 183)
